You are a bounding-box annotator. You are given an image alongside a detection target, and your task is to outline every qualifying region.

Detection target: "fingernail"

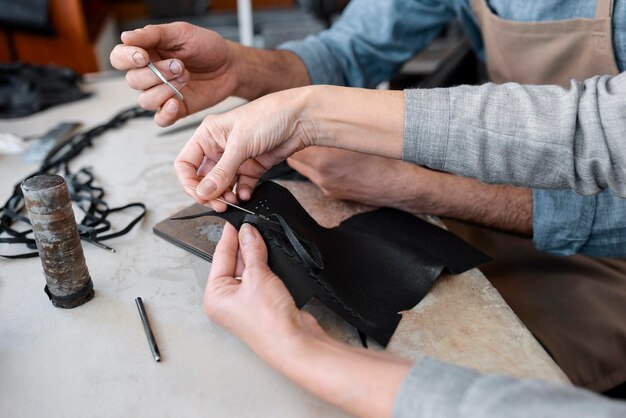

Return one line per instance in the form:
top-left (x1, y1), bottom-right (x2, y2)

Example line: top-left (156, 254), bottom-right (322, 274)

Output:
top-left (132, 51), bottom-right (146, 66)
top-left (165, 100), bottom-right (178, 113)
top-left (240, 224), bottom-right (255, 246)
top-left (121, 31), bottom-right (130, 40)
top-left (169, 60), bottom-right (182, 75)
top-left (197, 180), bottom-right (217, 197)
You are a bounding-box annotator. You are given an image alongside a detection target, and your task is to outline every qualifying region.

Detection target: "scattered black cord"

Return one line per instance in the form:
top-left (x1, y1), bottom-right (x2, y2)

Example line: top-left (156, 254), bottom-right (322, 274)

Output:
top-left (0, 106), bottom-right (154, 259)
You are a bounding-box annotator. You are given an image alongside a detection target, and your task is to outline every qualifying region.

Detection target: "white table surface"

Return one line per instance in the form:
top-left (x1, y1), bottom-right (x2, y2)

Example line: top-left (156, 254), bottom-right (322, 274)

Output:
top-left (0, 75), bottom-right (568, 418)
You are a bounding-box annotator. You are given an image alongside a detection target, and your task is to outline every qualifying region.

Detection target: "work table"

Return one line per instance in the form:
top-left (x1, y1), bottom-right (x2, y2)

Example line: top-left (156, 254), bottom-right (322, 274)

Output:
top-left (0, 75), bottom-right (568, 418)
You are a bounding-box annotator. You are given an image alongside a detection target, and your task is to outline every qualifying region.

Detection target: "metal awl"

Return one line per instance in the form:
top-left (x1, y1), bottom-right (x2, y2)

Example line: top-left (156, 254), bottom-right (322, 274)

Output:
top-left (147, 62), bottom-right (185, 101)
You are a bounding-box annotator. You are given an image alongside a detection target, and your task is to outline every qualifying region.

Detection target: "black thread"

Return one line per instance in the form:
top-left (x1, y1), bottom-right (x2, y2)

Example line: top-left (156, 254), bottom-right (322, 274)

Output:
top-left (0, 107), bottom-right (151, 258)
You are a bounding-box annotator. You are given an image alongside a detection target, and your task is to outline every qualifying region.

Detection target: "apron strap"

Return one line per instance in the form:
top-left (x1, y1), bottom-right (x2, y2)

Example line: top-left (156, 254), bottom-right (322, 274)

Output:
top-left (595, 0), bottom-right (614, 18)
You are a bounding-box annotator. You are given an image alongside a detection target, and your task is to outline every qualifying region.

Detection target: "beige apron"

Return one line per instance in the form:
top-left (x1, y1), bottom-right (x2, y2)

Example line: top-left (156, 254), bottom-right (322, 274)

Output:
top-left (448, 0), bottom-right (625, 392)
top-left (472, 0), bottom-right (619, 86)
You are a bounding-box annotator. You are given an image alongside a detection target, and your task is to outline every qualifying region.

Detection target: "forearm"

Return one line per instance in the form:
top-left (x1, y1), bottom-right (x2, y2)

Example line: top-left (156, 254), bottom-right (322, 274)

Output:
top-left (266, 333), bottom-right (412, 418)
top-left (310, 86), bottom-right (405, 159)
top-left (399, 167), bottom-right (533, 237)
top-left (403, 73), bottom-right (626, 197)
top-left (230, 42), bottom-right (311, 99)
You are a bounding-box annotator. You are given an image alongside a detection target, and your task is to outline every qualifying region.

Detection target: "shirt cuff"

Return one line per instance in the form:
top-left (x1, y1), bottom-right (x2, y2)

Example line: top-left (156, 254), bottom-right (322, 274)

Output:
top-left (393, 357), bottom-right (478, 418)
top-left (533, 188), bottom-right (626, 257)
top-left (402, 88), bottom-right (450, 171)
top-left (532, 189), bottom-right (596, 256)
top-left (279, 37), bottom-right (346, 86)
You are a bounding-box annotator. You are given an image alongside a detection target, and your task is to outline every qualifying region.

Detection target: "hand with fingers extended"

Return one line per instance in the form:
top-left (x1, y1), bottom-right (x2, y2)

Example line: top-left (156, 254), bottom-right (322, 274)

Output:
top-left (110, 22), bottom-right (239, 126)
top-left (174, 87), bottom-right (318, 212)
top-left (173, 85), bottom-right (405, 212)
top-left (205, 223), bottom-right (325, 362)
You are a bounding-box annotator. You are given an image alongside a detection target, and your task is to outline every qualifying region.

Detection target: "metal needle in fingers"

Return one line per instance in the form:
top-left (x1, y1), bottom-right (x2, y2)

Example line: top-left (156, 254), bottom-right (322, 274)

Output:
top-left (184, 184), bottom-right (268, 219)
top-left (147, 62), bottom-right (185, 101)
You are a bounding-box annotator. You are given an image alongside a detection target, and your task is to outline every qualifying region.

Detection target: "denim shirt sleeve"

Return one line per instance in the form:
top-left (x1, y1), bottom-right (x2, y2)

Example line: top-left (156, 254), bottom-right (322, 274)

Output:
top-left (533, 189), bottom-right (626, 258)
top-left (279, 0), bottom-right (455, 87)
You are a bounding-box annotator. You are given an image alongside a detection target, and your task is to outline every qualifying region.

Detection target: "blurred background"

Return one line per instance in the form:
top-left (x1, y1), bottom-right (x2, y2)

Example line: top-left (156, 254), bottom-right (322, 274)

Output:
top-left (0, 0), bottom-right (481, 89)
top-left (0, 0), bottom-right (349, 74)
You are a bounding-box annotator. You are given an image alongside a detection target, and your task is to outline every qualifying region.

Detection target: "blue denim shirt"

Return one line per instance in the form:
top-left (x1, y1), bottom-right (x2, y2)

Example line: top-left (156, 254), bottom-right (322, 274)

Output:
top-left (281, 0), bottom-right (626, 257)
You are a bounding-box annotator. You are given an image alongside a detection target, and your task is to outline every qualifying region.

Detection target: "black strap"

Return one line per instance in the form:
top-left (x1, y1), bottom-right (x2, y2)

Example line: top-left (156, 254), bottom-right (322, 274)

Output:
top-left (264, 214), bottom-right (324, 272)
top-left (0, 106), bottom-right (152, 259)
top-left (44, 278), bottom-right (94, 308)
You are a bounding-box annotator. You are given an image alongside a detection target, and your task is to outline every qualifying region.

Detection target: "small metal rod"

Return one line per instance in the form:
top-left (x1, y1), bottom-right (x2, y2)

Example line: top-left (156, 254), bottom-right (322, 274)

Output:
top-left (135, 297), bottom-right (161, 362)
top-left (184, 184), bottom-right (262, 217)
top-left (147, 62), bottom-right (184, 101)
top-left (83, 239), bottom-right (116, 253)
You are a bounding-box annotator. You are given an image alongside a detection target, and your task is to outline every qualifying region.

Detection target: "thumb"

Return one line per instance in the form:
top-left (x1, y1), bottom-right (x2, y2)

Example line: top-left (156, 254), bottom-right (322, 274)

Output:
top-left (239, 224), bottom-right (269, 270)
top-left (196, 143), bottom-right (245, 199)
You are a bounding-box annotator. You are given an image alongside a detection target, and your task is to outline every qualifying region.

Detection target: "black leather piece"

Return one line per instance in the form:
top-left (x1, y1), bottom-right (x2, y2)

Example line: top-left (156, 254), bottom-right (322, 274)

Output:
top-left (0, 63), bottom-right (89, 119)
top-left (182, 181), bottom-right (490, 346)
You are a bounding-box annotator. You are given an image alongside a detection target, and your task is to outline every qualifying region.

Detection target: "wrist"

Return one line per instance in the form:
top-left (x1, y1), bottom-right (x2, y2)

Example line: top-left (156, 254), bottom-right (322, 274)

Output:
top-left (256, 323), bottom-right (332, 374)
top-left (227, 41), bottom-right (257, 99)
top-left (302, 86), bottom-right (404, 158)
top-left (230, 43), bottom-right (311, 100)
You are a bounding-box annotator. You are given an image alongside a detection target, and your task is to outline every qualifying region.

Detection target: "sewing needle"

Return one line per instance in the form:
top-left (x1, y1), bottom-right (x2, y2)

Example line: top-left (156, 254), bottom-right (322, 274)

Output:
top-left (184, 184), bottom-right (264, 218)
top-left (147, 62), bottom-right (185, 101)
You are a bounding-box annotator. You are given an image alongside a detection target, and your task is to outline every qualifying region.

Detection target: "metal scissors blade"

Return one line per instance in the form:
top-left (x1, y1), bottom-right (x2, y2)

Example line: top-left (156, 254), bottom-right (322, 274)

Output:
top-left (184, 184), bottom-right (268, 219)
top-left (147, 62), bottom-right (185, 101)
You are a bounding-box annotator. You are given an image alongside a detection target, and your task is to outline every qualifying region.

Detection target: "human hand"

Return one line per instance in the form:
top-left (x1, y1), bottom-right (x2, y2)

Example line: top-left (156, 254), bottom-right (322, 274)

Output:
top-left (174, 85), bottom-right (404, 211)
top-left (110, 22), bottom-right (238, 126)
top-left (174, 87), bottom-right (317, 211)
top-left (288, 147), bottom-right (437, 213)
top-left (204, 222), bottom-right (325, 362)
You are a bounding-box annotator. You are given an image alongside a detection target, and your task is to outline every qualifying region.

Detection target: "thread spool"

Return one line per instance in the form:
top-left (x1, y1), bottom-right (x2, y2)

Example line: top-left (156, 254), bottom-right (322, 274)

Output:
top-left (22, 174), bottom-right (94, 308)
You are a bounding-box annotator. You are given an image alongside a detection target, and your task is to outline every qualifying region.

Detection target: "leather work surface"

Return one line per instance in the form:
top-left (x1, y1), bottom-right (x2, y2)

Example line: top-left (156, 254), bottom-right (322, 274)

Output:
top-left (154, 181), bottom-right (490, 346)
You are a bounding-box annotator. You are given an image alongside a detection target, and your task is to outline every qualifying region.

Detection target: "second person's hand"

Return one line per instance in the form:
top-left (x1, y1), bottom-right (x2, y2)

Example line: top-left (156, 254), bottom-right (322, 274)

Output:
top-left (110, 22), bottom-right (239, 126)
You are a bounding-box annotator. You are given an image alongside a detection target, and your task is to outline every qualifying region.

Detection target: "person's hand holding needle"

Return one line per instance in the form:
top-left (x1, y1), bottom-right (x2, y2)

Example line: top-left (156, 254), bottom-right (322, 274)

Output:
top-left (147, 62), bottom-right (185, 101)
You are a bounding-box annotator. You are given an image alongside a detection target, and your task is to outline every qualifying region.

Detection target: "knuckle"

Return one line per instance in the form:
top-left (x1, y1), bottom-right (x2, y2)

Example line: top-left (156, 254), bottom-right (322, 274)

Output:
top-left (320, 187), bottom-right (334, 198)
top-left (177, 21), bottom-right (193, 32)
top-left (125, 71), bottom-right (137, 88)
top-left (211, 165), bottom-right (231, 183)
top-left (137, 93), bottom-right (159, 110)
top-left (154, 113), bottom-right (173, 127)
top-left (315, 176), bottom-right (330, 191)
top-left (247, 265), bottom-right (271, 280)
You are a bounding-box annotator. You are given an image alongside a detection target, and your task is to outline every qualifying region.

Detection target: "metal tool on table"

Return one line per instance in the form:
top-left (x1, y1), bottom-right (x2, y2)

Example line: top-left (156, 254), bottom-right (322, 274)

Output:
top-left (135, 297), bottom-right (161, 362)
top-left (147, 62), bottom-right (185, 101)
top-left (22, 122), bottom-right (83, 164)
